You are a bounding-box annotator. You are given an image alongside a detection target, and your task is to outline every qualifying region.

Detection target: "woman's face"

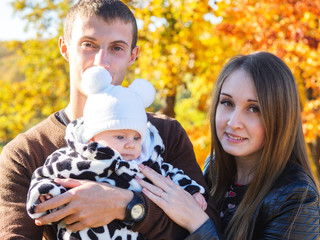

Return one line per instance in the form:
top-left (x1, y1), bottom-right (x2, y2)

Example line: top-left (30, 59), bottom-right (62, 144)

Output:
top-left (215, 69), bottom-right (266, 164)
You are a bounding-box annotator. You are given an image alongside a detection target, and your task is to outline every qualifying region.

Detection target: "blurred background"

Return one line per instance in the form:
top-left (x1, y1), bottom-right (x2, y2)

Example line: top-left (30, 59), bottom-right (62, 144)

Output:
top-left (0, 0), bottom-right (319, 180)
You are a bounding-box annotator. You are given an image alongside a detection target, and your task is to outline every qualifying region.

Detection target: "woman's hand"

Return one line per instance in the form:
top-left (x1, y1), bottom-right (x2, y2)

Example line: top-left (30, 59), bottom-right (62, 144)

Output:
top-left (34, 178), bottom-right (133, 232)
top-left (136, 164), bottom-right (209, 233)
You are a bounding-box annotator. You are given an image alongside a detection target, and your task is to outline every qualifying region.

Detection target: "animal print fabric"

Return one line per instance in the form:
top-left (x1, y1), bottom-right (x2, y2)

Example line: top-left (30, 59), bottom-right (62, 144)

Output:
top-left (27, 118), bottom-right (204, 240)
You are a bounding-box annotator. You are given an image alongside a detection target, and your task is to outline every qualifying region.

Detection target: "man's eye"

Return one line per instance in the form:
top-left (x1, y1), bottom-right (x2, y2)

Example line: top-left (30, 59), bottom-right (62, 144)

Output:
top-left (113, 46), bottom-right (123, 51)
top-left (82, 42), bottom-right (94, 48)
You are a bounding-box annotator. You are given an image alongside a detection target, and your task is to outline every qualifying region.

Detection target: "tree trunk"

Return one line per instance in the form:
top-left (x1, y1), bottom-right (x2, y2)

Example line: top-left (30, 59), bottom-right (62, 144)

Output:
top-left (161, 95), bottom-right (176, 118)
top-left (308, 135), bottom-right (320, 181)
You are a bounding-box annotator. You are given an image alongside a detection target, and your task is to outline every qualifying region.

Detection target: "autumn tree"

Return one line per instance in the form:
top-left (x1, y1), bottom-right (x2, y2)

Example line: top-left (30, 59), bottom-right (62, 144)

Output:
top-left (1, 0), bottom-right (237, 165)
top-left (0, 0), bottom-right (71, 148)
top-left (3, 0), bottom-right (317, 173)
top-left (0, 39), bottom-right (69, 147)
top-left (123, 0), bottom-right (239, 165)
top-left (214, 0), bottom-right (320, 176)
top-left (124, 0), bottom-right (237, 118)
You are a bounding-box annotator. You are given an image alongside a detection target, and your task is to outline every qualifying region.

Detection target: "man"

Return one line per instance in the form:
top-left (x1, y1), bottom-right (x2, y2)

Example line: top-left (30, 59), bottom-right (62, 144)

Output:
top-left (0, 0), bottom-right (218, 239)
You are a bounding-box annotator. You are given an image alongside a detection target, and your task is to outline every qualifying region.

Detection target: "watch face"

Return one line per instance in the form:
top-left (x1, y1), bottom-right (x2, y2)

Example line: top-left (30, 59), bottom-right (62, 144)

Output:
top-left (131, 203), bottom-right (145, 220)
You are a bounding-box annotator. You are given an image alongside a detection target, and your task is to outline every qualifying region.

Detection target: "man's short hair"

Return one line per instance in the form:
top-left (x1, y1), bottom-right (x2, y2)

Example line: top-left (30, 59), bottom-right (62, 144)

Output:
top-left (64, 0), bottom-right (138, 50)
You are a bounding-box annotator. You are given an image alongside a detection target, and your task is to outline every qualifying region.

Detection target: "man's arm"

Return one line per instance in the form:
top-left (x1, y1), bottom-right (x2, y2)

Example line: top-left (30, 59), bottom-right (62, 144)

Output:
top-left (0, 113), bottom-right (66, 240)
top-left (0, 141), bottom-right (49, 239)
top-left (33, 178), bottom-right (134, 232)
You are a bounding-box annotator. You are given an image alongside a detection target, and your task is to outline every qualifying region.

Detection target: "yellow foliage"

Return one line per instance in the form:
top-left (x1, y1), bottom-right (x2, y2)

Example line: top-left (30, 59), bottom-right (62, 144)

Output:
top-left (212, 0), bottom-right (320, 177)
top-left (1, 0), bottom-right (319, 177)
top-left (125, 0), bottom-right (239, 167)
top-left (0, 38), bottom-right (69, 146)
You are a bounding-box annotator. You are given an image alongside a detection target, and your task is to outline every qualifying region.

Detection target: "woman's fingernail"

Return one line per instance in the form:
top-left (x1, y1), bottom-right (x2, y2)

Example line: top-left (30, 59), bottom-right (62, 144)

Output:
top-left (139, 164), bottom-right (145, 169)
top-left (142, 188), bottom-right (148, 195)
top-left (135, 176), bottom-right (141, 181)
top-left (35, 219), bottom-right (41, 226)
top-left (54, 178), bottom-right (61, 183)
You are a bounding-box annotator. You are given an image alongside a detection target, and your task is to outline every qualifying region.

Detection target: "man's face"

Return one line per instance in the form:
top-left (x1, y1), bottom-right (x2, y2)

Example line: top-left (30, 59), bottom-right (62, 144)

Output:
top-left (60, 15), bottom-right (139, 96)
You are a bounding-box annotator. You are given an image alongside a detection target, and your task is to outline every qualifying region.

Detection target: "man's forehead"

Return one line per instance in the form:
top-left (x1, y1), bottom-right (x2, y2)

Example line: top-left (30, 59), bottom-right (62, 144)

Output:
top-left (72, 15), bottom-right (133, 34)
top-left (69, 15), bottom-right (134, 47)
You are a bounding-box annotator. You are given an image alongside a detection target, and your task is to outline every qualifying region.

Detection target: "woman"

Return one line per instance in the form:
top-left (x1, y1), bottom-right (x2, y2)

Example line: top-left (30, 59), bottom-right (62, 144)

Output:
top-left (136, 52), bottom-right (320, 239)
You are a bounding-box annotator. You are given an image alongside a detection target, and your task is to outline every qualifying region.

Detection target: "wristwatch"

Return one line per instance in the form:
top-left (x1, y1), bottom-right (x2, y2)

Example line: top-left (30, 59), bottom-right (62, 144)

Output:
top-left (124, 191), bottom-right (146, 225)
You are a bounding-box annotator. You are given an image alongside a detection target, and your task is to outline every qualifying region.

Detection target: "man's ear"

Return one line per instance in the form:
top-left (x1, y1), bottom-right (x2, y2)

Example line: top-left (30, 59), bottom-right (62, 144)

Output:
top-left (59, 36), bottom-right (69, 61)
top-left (128, 46), bottom-right (139, 66)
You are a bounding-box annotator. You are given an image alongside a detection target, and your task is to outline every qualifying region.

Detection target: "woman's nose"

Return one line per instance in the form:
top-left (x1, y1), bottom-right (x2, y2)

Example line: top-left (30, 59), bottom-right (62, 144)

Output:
top-left (227, 109), bottom-right (244, 130)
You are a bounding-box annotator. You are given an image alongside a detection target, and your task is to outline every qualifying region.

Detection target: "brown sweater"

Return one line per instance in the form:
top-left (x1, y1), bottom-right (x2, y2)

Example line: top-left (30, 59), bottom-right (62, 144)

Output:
top-left (0, 112), bottom-right (218, 240)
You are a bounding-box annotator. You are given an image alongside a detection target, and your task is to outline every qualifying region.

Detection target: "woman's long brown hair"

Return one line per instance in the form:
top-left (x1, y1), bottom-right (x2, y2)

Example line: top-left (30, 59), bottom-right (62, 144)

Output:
top-left (209, 52), bottom-right (317, 239)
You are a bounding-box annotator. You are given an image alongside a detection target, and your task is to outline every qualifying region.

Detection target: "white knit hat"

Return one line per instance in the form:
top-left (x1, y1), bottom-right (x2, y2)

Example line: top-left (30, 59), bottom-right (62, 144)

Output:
top-left (81, 66), bottom-right (155, 143)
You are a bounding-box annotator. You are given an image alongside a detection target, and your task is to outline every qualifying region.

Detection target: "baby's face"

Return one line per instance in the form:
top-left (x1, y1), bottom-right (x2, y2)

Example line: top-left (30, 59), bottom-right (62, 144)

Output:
top-left (93, 129), bottom-right (142, 161)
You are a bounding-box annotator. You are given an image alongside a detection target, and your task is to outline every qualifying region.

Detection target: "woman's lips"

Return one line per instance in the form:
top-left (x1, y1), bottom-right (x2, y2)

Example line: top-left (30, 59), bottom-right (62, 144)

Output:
top-left (225, 132), bottom-right (247, 143)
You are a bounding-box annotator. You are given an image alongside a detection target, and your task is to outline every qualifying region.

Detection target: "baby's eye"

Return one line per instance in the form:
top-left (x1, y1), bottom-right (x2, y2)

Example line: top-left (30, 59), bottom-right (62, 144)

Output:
top-left (116, 136), bottom-right (124, 140)
top-left (134, 136), bottom-right (141, 141)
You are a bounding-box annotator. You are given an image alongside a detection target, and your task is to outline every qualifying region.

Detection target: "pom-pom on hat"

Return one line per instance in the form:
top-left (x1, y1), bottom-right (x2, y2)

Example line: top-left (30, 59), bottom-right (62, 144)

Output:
top-left (81, 66), bottom-right (155, 143)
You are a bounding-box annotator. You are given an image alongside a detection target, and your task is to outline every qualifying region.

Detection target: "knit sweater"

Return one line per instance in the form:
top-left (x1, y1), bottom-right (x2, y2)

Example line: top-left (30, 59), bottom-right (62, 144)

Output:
top-left (0, 112), bottom-right (219, 240)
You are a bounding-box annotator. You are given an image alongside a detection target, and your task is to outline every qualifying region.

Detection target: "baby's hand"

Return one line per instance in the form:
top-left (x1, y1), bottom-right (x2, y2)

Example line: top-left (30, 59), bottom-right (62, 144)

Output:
top-left (192, 192), bottom-right (207, 211)
top-left (39, 194), bottom-right (53, 203)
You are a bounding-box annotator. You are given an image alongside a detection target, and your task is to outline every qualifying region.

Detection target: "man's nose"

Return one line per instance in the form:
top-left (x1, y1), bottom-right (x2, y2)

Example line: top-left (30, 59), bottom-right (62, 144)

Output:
top-left (94, 49), bottom-right (110, 69)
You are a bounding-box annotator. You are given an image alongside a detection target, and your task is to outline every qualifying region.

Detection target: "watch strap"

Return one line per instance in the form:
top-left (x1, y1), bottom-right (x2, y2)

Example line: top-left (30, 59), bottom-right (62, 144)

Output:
top-left (123, 191), bottom-right (146, 226)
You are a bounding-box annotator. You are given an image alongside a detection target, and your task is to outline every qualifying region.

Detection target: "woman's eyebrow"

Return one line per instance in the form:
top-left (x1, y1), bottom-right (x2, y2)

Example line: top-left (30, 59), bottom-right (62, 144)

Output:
top-left (220, 92), bottom-right (258, 102)
top-left (220, 92), bottom-right (232, 98)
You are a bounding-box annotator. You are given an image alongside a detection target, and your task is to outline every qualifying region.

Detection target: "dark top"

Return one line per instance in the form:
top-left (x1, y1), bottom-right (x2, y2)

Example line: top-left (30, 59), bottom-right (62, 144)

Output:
top-left (185, 157), bottom-right (320, 240)
top-left (220, 181), bottom-right (246, 233)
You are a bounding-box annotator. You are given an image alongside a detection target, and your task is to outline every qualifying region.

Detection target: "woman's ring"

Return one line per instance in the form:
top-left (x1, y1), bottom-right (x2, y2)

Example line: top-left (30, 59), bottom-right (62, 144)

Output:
top-left (160, 191), bottom-right (165, 198)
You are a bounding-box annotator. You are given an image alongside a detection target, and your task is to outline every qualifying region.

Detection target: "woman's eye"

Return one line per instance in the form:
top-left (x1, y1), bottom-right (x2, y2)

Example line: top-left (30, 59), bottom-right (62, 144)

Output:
top-left (134, 136), bottom-right (141, 141)
top-left (220, 100), bottom-right (233, 107)
top-left (116, 136), bottom-right (124, 140)
top-left (249, 106), bottom-right (260, 113)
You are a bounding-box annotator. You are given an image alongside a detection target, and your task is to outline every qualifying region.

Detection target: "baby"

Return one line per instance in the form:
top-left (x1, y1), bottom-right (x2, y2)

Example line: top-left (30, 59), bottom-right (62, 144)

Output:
top-left (27, 66), bottom-right (207, 240)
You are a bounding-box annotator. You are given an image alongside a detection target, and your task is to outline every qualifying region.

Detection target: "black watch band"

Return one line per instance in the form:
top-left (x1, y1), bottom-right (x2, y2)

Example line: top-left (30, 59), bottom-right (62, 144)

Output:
top-left (123, 191), bottom-right (146, 226)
